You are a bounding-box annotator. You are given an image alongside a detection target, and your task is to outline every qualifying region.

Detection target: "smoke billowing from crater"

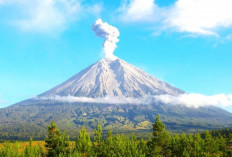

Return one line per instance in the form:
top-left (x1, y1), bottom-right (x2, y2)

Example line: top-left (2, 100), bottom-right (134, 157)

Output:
top-left (92, 18), bottom-right (120, 60)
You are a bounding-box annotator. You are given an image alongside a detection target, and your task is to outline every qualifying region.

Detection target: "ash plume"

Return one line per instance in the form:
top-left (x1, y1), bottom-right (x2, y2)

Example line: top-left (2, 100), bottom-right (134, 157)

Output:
top-left (92, 18), bottom-right (120, 60)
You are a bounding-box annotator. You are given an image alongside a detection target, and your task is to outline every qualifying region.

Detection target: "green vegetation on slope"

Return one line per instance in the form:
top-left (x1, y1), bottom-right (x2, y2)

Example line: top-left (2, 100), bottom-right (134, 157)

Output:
top-left (1, 101), bottom-right (232, 140)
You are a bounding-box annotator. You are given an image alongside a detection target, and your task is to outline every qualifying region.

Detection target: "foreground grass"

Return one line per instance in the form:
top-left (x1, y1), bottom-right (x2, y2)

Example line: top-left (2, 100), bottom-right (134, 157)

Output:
top-left (0, 141), bottom-right (77, 153)
top-left (0, 141), bottom-right (45, 153)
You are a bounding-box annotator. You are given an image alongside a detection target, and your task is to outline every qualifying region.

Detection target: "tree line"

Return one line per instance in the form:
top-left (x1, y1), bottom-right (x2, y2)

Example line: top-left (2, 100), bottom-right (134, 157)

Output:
top-left (1, 115), bottom-right (232, 157)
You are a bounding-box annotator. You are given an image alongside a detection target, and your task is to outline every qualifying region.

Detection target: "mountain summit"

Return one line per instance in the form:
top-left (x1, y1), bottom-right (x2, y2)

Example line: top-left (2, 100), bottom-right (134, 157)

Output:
top-left (40, 58), bottom-right (183, 98)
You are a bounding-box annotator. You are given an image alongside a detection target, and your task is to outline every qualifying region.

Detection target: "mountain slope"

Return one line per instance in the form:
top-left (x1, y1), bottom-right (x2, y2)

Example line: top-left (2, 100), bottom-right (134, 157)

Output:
top-left (40, 58), bottom-right (184, 98)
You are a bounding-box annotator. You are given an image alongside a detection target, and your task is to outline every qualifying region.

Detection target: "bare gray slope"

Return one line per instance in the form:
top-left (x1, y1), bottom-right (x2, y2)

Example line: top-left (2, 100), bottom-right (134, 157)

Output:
top-left (40, 58), bottom-right (184, 98)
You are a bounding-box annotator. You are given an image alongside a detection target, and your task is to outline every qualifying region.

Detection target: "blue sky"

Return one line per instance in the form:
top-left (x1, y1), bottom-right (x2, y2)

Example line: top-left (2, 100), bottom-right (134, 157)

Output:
top-left (0, 0), bottom-right (232, 111)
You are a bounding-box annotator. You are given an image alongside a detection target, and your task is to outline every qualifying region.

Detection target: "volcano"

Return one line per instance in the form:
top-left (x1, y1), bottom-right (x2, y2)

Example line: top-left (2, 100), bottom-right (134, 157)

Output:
top-left (0, 58), bottom-right (232, 140)
top-left (40, 58), bottom-right (183, 98)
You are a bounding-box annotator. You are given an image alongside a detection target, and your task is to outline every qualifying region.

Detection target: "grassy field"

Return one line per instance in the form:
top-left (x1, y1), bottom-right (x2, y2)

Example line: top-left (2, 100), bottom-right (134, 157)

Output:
top-left (0, 141), bottom-right (45, 153)
top-left (0, 141), bottom-right (76, 154)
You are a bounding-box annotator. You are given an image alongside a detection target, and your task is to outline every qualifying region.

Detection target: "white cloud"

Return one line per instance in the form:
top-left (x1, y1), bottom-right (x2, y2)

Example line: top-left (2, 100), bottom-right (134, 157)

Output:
top-left (37, 93), bottom-right (232, 109)
top-left (119, 0), bottom-right (232, 36)
top-left (119, 0), bottom-right (161, 22)
top-left (165, 0), bottom-right (232, 36)
top-left (36, 95), bottom-right (153, 104)
top-left (154, 93), bottom-right (232, 108)
top-left (0, 0), bottom-right (101, 32)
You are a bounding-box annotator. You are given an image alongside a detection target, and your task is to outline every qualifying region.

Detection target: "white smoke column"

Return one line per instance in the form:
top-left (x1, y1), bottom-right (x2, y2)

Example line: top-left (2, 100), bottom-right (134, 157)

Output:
top-left (92, 18), bottom-right (120, 60)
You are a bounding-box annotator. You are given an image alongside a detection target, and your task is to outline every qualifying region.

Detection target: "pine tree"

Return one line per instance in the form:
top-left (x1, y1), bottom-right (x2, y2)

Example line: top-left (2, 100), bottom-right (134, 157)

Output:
top-left (151, 114), bottom-right (171, 157)
top-left (203, 131), bottom-right (219, 156)
top-left (102, 130), bottom-right (114, 156)
top-left (93, 123), bottom-right (103, 156)
top-left (112, 133), bottom-right (127, 156)
top-left (170, 134), bottom-right (181, 156)
top-left (75, 126), bottom-right (92, 157)
top-left (127, 134), bottom-right (146, 157)
top-left (191, 133), bottom-right (204, 157)
top-left (94, 123), bottom-right (102, 145)
top-left (179, 132), bottom-right (189, 157)
top-left (138, 138), bottom-right (148, 156)
top-left (45, 121), bottom-right (70, 157)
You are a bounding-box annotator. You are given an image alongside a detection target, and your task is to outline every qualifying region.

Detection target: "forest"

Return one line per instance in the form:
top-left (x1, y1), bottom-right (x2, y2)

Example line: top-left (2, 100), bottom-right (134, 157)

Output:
top-left (0, 115), bottom-right (232, 157)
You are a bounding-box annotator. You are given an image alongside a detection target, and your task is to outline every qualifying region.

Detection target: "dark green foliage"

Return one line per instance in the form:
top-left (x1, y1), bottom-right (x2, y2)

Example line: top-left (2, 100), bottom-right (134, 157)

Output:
top-left (150, 114), bottom-right (171, 156)
top-left (45, 121), bottom-right (70, 157)
top-left (99, 132), bottom-right (146, 157)
top-left (1, 119), bottom-right (232, 157)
